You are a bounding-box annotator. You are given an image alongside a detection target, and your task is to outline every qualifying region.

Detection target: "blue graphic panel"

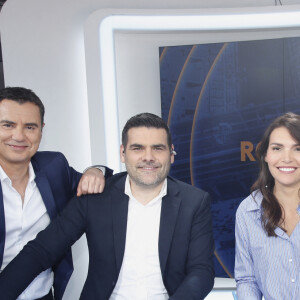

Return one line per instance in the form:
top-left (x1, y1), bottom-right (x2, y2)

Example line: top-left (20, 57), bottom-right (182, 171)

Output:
top-left (159, 37), bottom-right (300, 277)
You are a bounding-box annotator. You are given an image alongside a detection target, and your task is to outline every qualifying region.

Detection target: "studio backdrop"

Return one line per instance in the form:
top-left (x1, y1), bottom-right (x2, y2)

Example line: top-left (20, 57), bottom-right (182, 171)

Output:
top-left (159, 37), bottom-right (300, 277)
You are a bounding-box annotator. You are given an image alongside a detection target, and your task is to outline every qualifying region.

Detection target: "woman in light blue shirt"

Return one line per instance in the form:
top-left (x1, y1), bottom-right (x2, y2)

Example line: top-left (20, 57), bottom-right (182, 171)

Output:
top-left (235, 112), bottom-right (300, 300)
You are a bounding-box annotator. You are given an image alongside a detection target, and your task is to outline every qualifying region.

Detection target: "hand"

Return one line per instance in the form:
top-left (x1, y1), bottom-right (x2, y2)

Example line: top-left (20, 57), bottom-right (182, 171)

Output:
top-left (77, 168), bottom-right (105, 196)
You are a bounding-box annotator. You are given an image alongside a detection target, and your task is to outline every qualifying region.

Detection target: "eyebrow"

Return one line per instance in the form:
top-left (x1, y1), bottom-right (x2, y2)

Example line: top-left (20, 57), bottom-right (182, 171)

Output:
top-left (128, 143), bottom-right (167, 149)
top-left (24, 123), bottom-right (39, 127)
top-left (128, 143), bottom-right (143, 148)
top-left (152, 144), bottom-right (167, 149)
top-left (270, 142), bottom-right (300, 146)
top-left (0, 120), bottom-right (39, 127)
top-left (0, 120), bottom-right (15, 124)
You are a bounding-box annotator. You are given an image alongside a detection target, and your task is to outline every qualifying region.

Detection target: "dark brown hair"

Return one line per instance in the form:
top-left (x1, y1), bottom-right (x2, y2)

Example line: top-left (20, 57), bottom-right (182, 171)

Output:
top-left (122, 112), bottom-right (172, 149)
top-left (0, 87), bottom-right (45, 125)
top-left (251, 112), bottom-right (300, 236)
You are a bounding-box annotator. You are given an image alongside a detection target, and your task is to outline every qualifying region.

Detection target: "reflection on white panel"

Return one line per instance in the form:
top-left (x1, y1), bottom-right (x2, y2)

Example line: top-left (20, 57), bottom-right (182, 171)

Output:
top-left (204, 290), bottom-right (236, 300)
top-left (96, 8), bottom-right (300, 172)
top-left (205, 291), bottom-right (265, 300)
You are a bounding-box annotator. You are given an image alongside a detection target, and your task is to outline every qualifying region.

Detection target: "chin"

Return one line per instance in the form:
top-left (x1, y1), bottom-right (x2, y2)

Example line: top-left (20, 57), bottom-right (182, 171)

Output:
top-left (275, 181), bottom-right (300, 189)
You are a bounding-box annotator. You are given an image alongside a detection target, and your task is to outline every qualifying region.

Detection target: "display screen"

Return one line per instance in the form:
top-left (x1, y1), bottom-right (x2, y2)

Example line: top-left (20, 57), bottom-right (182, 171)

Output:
top-left (160, 37), bottom-right (300, 277)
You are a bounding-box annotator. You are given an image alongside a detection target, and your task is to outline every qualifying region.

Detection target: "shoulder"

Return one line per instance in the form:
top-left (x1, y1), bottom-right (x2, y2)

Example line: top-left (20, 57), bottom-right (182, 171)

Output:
top-left (32, 151), bottom-right (66, 162)
top-left (106, 171), bottom-right (127, 184)
top-left (237, 191), bottom-right (262, 213)
top-left (167, 176), bottom-right (211, 207)
top-left (236, 191), bottom-right (262, 225)
top-left (168, 176), bottom-right (209, 195)
top-left (104, 171), bottom-right (127, 190)
top-left (80, 174), bottom-right (127, 205)
top-left (31, 151), bottom-right (68, 170)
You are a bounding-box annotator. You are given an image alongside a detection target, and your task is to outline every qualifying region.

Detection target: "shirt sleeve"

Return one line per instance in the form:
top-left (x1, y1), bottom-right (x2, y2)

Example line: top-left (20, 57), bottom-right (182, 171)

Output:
top-left (0, 195), bottom-right (88, 299)
top-left (234, 204), bottom-right (262, 300)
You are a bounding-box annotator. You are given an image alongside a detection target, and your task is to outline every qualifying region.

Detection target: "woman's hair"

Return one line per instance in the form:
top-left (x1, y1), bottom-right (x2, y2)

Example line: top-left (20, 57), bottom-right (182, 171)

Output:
top-left (251, 112), bottom-right (300, 236)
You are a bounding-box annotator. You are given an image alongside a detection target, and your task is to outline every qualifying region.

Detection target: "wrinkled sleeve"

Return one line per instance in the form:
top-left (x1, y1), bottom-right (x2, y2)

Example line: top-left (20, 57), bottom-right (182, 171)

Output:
top-left (234, 204), bottom-right (262, 300)
top-left (0, 195), bottom-right (88, 299)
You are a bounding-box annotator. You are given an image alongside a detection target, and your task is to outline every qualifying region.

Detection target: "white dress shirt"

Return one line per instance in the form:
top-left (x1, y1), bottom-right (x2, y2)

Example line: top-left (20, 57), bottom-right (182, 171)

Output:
top-left (110, 176), bottom-right (169, 300)
top-left (0, 163), bottom-right (53, 300)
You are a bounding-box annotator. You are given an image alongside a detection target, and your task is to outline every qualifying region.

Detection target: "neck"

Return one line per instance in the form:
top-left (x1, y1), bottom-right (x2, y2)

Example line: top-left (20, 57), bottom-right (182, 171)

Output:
top-left (273, 185), bottom-right (300, 209)
top-left (1, 161), bottom-right (29, 182)
top-left (0, 161), bottom-right (30, 204)
top-left (130, 180), bottom-right (164, 205)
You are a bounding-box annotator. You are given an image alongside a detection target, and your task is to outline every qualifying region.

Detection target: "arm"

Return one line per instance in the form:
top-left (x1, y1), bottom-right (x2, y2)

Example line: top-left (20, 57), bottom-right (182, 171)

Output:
top-left (0, 195), bottom-right (88, 299)
top-left (235, 206), bottom-right (262, 300)
top-left (169, 193), bottom-right (215, 300)
top-left (56, 152), bottom-right (113, 197)
top-left (77, 165), bottom-right (114, 196)
top-left (77, 167), bottom-right (106, 196)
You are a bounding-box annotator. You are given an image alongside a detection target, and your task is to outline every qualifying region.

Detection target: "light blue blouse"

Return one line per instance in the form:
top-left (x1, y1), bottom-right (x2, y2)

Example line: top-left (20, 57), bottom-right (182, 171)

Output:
top-left (235, 191), bottom-right (300, 300)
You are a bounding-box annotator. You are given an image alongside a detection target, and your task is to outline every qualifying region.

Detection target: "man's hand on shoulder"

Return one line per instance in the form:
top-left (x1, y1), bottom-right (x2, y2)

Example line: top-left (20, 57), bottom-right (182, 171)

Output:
top-left (77, 168), bottom-right (105, 196)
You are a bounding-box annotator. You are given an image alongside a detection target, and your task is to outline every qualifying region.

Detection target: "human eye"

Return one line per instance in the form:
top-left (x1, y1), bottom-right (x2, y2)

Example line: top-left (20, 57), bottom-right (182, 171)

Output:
top-left (271, 146), bottom-right (281, 151)
top-left (2, 123), bottom-right (13, 129)
top-left (154, 147), bottom-right (163, 151)
top-left (131, 146), bottom-right (142, 151)
top-left (153, 145), bottom-right (166, 151)
top-left (295, 146), bottom-right (300, 152)
top-left (25, 124), bottom-right (38, 131)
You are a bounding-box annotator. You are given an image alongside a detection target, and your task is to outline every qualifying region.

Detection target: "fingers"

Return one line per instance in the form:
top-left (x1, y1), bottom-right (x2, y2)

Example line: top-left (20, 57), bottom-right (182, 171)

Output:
top-left (77, 168), bottom-right (105, 196)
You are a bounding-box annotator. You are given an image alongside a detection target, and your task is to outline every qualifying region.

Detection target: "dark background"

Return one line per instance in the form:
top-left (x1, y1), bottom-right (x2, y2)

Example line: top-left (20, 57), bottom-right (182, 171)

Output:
top-left (159, 37), bottom-right (300, 277)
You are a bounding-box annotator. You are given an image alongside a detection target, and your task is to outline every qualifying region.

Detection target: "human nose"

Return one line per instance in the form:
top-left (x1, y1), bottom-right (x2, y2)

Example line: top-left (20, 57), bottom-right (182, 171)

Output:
top-left (282, 149), bottom-right (293, 163)
top-left (12, 127), bottom-right (25, 141)
top-left (142, 148), bottom-right (155, 161)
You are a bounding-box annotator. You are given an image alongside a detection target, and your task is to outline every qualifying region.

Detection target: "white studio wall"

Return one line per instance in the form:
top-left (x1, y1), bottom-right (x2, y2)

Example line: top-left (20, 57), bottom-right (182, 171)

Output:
top-left (2, 0), bottom-right (300, 299)
top-left (0, 0), bottom-right (286, 169)
top-left (85, 6), bottom-right (300, 173)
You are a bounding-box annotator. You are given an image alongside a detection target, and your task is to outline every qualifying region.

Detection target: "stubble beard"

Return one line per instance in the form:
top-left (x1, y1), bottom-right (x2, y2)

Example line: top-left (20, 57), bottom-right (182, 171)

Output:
top-left (126, 161), bottom-right (171, 189)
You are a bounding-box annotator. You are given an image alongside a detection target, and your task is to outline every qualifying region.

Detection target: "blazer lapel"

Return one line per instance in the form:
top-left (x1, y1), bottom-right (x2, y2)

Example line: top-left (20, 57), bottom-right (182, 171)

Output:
top-left (0, 183), bottom-right (5, 266)
top-left (111, 178), bottom-right (129, 274)
top-left (34, 171), bottom-right (58, 220)
top-left (159, 178), bottom-right (181, 275)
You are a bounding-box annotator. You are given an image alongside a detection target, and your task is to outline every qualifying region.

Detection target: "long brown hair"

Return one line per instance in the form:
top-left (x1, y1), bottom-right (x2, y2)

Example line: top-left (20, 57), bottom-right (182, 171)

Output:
top-left (251, 112), bottom-right (300, 236)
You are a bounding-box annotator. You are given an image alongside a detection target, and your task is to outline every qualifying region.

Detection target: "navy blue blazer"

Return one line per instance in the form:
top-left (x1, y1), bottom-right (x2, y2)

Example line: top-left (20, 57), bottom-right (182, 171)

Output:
top-left (0, 172), bottom-right (214, 300)
top-left (0, 151), bottom-right (113, 300)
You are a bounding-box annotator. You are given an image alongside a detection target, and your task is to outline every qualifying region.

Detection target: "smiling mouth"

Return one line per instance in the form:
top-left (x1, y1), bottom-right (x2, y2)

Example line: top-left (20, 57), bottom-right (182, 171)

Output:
top-left (138, 164), bottom-right (160, 171)
top-left (8, 145), bottom-right (28, 150)
top-left (139, 166), bottom-right (158, 170)
top-left (278, 167), bottom-right (297, 172)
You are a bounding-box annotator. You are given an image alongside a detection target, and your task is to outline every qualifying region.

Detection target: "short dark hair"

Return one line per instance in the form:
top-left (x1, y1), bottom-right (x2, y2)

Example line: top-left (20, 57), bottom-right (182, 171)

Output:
top-left (122, 112), bottom-right (172, 149)
top-left (0, 87), bottom-right (45, 125)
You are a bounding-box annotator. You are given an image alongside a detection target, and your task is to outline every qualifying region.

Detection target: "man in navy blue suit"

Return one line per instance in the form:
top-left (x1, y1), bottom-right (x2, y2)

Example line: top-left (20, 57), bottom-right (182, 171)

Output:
top-left (0, 87), bottom-right (112, 300)
top-left (0, 113), bottom-right (214, 300)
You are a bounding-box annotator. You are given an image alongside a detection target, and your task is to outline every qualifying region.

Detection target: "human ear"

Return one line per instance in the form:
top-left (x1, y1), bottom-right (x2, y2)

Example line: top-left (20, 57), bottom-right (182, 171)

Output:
top-left (120, 145), bottom-right (125, 162)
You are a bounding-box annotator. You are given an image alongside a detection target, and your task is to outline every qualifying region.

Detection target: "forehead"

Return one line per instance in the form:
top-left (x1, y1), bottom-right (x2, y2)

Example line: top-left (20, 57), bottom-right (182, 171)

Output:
top-left (126, 127), bottom-right (168, 146)
top-left (269, 127), bottom-right (297, 143)
top-left (0, 100), bottom-right (41, 123)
